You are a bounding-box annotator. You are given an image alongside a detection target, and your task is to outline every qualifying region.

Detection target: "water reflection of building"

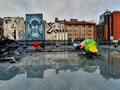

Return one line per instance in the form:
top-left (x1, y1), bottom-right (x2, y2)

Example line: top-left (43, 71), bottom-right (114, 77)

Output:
top-left (2, 52), bottom-right (120, 80)
top-left (0, 53), bottom-right (83, 80)
top-left (23, 53), bottom-right (83, 77)
top-left (100, 52), bottom-right (120, 80)
top-left (97, 10), bottom-right (120, 43)
top-left (45, 53), bottom-right (82, 74)
top-left (24, 52), bottom-right (47, 78)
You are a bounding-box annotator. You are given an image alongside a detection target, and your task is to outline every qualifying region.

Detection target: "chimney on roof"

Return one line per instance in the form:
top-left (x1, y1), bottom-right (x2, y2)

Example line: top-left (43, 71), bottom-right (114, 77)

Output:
top-left (70, 19), bottom-right (78, 21)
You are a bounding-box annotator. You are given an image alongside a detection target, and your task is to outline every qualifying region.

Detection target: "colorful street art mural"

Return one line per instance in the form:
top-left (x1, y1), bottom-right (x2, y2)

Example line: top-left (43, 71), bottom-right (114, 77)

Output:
top-left (3, 17), bottom-right (25, 40)
top-left (18, 30), bottom-right (25, 40)
top-left (25, 14), bottom-right (45, 40)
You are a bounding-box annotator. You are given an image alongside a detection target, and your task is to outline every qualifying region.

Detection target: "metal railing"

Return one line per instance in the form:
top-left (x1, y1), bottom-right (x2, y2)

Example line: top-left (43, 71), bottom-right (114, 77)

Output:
top-left (17, 40), bottom-right (73, 46)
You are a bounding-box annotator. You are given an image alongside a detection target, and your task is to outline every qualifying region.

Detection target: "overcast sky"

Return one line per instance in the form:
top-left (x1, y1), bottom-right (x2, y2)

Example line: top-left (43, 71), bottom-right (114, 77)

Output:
top-left (0, 0), bottom-right (120, 24)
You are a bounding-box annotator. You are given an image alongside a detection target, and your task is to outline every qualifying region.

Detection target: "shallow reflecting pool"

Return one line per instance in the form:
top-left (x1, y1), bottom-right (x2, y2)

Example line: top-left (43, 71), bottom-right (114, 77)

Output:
top-left (0, 50), bottom-right (120, 90)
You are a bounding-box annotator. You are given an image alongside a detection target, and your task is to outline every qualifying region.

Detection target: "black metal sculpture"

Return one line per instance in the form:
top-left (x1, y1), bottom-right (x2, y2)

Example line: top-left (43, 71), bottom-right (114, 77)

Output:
top-left (0, 36), bottom-right (20, 62)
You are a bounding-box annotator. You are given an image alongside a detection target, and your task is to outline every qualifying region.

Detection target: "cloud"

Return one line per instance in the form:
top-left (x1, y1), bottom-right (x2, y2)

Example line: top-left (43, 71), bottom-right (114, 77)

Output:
top-left (0, 0), bottom-right (120, 23)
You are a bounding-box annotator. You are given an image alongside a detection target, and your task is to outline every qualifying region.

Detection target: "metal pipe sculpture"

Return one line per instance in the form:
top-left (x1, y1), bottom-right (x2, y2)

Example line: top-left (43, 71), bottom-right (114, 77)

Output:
top-left (0, 36), bottom-right (19, 62)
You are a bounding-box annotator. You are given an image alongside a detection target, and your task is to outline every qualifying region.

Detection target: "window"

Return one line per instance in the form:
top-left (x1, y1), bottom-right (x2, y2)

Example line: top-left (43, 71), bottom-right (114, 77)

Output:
top-left (88, 33), bottom-right (92, 36)
top-left (68, 25), bottom-right (71, 31)
top-left (67, 29), bottom-right (71, 33)
top-left (74, 29), bottom-right (78, 33)
top-left (88, 30), bottom-right (92, 37)
top-left (74, 25), bottom-right (78, 38)
top-left (88, 30), bottom-right (92, 33)
top-left (81, 25), bottom-right (85, 30)
top-left (81, 30), bottom-right (85, 36)
top-left (75, 25), bottom-right (78, 31)
top-left (81, 30), bottom-right (85, 33)
top-left (75, 33), bottom-right (78, 36)
top-left (88, 25), bottom-right (92, 29)
top-left (68, 33), bottom-right (72, 36)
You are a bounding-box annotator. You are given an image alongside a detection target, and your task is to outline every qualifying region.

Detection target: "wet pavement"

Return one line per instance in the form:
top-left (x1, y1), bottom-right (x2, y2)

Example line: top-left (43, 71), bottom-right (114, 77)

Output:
top-left (0, 46), bottom-right (120, 90)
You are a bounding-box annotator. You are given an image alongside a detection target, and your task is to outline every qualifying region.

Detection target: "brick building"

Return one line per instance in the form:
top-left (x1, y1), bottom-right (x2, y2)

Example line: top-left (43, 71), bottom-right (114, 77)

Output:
top-left (110, 11), bottom-right (120, 41)
top-left (98, 10), bottom-right (120, 43)
top-left (64, 19), bottom-right (96, 40)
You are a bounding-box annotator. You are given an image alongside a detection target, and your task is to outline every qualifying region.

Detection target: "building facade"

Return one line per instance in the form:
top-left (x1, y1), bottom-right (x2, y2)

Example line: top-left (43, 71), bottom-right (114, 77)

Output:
top-left (45, 18), bottom-right (96, 41)
top-left (45, 21), bottom-right (57, 40)
top-left (25, 14), bottom-right (45, 40)
top-left (45, 18), bottom-right (67, 41)
top-left (3, 17), bottom-right (25, 40)
top-left (110, 11), bottom-right (120, 41)
top-left (1, 14), bottom-right (96, 42)
top-left (64, 19), bottom-right (96, 40)
top-left (98, 10), bottom-right (120, 43)
top-left (55, 18), bottom-right (67, 41)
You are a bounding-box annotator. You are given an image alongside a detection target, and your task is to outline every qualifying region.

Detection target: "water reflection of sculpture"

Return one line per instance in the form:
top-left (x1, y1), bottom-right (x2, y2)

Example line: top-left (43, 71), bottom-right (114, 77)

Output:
top-left (81, 57), bottom-right (97, 73)
top-left (78, 54), bottom-right (103, 73)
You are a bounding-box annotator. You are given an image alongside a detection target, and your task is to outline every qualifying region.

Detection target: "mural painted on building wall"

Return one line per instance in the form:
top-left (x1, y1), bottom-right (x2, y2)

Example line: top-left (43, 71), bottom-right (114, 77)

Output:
top-left (18, 30), bottom-right (25, 40)
top-left (4, 17), bottom-right (18, 39)
top-left (3, 17), bottom-right (25, 40)
top-left (26, 14), bottom-right (44, 40)
top-left (47, 22), bottom-right (58, 34)
top-left (46, 22), bottom-right (68, 40)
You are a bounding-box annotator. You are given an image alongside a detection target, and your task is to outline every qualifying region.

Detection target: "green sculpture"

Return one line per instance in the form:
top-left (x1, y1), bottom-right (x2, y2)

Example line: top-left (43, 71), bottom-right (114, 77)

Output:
top-left (72, 39), bottom-right (98, 54)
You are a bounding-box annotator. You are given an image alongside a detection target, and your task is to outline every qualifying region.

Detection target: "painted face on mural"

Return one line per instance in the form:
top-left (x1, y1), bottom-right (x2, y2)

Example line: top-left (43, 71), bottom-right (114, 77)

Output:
top-left (19, 30), bottom-right (25, 40)
top-left (4, 18), bottom-right (17, 39)
top-left (29, 20), bottom-right (42, 40)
